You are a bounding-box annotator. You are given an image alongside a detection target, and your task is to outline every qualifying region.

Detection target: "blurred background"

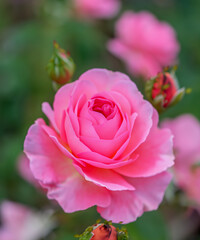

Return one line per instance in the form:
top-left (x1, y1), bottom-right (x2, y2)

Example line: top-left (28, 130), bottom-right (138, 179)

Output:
top-left (0, 0), bottom-right (200, 239)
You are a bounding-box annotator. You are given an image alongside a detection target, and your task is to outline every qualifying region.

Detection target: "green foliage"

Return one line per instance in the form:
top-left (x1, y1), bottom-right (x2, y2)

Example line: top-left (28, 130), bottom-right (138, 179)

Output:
top-left (125, 211), bottom-right (169, 240)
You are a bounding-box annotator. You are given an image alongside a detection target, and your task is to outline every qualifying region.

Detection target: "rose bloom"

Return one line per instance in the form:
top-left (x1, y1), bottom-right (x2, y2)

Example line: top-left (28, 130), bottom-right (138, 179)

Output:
top-left (24, 69), bottom-right (174, 223)
top-left (108, 11), bottom-right (180, 78)
top-left (162, 115), bottom-right (200, 205)
top-left (0, 201), bottom-right (55, 240)
top-left (74, 0), bottom-right (120, 19)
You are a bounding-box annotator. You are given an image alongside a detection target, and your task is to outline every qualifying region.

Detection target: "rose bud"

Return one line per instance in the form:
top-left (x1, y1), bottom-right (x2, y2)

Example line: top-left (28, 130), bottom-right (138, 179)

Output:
top-left (91, 224), bottom-right (117, 240)
top-left (145, 69), bottom-right (185, 112)
top-left (78, 223), bottom-right (128, 240)
top-left (46, 41), bottom-right (75, 85)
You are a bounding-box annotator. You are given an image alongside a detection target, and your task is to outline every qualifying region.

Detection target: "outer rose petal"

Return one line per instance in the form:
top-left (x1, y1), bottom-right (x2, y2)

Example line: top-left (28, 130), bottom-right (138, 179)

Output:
top-left (47, 171), bottom-right (111, 212)
top-left (24, 118), bottom-right (111, 212)
top-left (17, 153), bottom-right (38, 187)
top-left (78, 68), bottom-right (133, 93)
top-left (97, 172), bottom-right (171, 223)
top-left (24, 119), bottom-right (70, 184)
top-left (53, 82), bottom-right (75, 130)
top-left (75, 163), bottom-right (135, 191)
top-left (115, 110), bottom-right (174, 177)
top-left (42, 102), bottom-right (58, 132)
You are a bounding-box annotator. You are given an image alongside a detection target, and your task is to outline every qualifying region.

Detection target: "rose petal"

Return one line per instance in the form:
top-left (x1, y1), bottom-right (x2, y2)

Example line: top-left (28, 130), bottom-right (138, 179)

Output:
top-left (75, 163), bottom-right (135, 191)
top-left (115, 110), bottom-right (174, 177)
top-left (112, 80), bottom-right (153, 157)
top-left (42, 102), bottom-right (58, 132)
top-left (24, 119), bottom-right (71, 185)
top-left (79, 68), bottom-right (132, 92)
top-left (80, 131), bottom-right (128, 158)
top-left (47, 169), bottom-right (111, 212)
top-left (97, 172), bottom-right (171, 223)
top-left (53, 82), bottom-right (75, 130)
top-left (64, 111), bottom-right (92, 155)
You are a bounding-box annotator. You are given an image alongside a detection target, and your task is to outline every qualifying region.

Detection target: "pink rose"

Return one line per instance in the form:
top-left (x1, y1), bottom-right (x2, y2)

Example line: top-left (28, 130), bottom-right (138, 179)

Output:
top-left (162, 115), bottom-right (200, 205)
top-left (108, 11), bottom-right (180, 78)
top-left (24, 68), bottom-right (174, 223)
top-left (17, 153), bottom-right (39, 187)
top-left (0, 201), bottom-right (55, 240)
top-left (74, 0), bottom-right (120, 19)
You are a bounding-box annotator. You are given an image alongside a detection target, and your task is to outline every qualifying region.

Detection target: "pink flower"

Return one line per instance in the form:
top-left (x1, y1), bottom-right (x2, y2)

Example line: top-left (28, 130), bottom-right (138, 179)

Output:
top-left (74, 0), bottom-right (120, 19)
top-left (24, 68), bottom-right (174, 223)
top-left (17, 153), bottom-right (39, 186)
top-left (0, 201), bottom-right (55, 240)
top-left (162, 115), bottom-right (200, 205)
top-left (108, 11), bottom-right (180, 78)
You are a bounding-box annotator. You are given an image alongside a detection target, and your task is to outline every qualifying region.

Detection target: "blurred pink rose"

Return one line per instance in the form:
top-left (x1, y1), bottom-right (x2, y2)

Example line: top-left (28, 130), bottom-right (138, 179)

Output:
top-left (0, 201), bottom-right (55, 240)
top-left (18, 153), bottom-right (38, 186)
top-left (74, 0), bottom-right (120, 19)
top-left (24, 68), bottom-right (174, 223)
top-left (162, 115), bottom-right (200, 205)
top-left (108, 11), bottom-right (180, 78)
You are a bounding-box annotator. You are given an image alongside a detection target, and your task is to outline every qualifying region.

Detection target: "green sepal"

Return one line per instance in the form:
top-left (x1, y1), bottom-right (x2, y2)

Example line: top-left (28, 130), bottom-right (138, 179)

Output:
top-left (76, 226), bottom-right (94, 240)
top-left (168, 88), bottom-right (185, 107)
top-left (117, 228), bottom-right (129, 240)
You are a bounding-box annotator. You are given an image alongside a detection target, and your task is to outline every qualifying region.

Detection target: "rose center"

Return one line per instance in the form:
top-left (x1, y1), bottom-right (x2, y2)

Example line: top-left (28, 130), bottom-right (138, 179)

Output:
top-left (88, 97), bottom-right (115, 119)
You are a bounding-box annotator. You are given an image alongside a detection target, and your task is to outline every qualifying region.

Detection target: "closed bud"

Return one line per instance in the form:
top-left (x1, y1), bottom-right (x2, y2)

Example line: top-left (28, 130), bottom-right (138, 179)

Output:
top-left (77, 222), bottom-right (128, 240)
top-left (145, 68), bottom-right (185, 112)
top-left (47, 41), bottom-right (75, 85)
top-left (91, 224), bottom-right (117, 240)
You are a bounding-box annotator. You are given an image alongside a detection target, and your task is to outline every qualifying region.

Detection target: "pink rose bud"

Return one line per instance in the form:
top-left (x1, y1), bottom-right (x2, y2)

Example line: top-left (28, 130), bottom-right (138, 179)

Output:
top-left (145, 68), bottom-right (185, 112)
top-left (78, 223), bottom-right (128, 240)
top-left (47, 41), bottom-right (75, 85)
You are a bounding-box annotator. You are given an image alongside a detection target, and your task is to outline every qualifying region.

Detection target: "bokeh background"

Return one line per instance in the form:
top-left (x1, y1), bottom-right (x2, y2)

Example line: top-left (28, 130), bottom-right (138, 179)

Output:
top-left (0, 0), bottom-right (200, 239)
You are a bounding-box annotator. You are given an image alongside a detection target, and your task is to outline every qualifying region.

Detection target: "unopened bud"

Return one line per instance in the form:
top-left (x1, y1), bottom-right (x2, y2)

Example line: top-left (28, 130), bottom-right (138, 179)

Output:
top-left (47, 41), bottom-right (75, 85)
top-left (77, 222), bottom-right (128, 240)
top-left (145, 68), bottom-right (185, 113)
